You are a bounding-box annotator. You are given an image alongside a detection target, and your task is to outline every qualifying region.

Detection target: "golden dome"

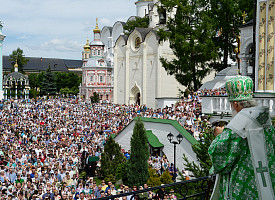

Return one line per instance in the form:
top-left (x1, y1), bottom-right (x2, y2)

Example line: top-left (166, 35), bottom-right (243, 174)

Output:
top-left (93, 18), bottom-right (100, 32)
top-left (84, 39), bottom-right (90, 52)
top-left (14, 59), bottom-right (19, 68)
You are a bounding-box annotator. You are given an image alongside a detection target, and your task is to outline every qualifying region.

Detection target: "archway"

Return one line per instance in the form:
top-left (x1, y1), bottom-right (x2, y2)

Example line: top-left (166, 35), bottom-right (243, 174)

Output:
top-left (130, 83), bottom-right (141, 105)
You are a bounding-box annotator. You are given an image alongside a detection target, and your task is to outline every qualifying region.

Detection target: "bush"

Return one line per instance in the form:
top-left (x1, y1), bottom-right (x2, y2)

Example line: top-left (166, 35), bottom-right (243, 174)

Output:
top-left (147, 168), bottom-right (161, 187)
top-left (160, 170), bottom-right (173, 184)
top-left (105, 174), bottom-right (115, 183)
top-left (90, 92), bottom-right (100, 103)
top-left (116, 162), bottom-right (127, 182)
top-left (29, 89), bottom-right (39, 98)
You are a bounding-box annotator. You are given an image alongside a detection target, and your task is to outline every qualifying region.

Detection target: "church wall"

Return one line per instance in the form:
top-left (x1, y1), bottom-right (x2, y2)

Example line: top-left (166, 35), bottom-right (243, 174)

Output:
top-left (146, 33), bottom-right (159, 108)
top-left (101, 27), bottom-right (111, 50)
top-left (159, 40), bottom-right (185, 98)
top-left (112, 22), bottom-right (124, 46)
top-left (115, 38), bottom-right (127, 105)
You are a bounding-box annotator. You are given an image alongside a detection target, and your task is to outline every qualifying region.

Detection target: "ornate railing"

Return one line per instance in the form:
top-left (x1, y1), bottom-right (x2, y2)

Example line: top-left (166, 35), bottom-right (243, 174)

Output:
top-left (201, 95), bottom-right (275, 116)
top-left (96, 176), bottom-right (215, 200)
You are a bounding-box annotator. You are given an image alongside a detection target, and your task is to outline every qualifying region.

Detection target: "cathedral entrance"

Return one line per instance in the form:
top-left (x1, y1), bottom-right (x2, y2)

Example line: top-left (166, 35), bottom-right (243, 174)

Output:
top-left (136, 92), bottom-right (140, 105)
top-left (130, 84), bottom-right (141, 105)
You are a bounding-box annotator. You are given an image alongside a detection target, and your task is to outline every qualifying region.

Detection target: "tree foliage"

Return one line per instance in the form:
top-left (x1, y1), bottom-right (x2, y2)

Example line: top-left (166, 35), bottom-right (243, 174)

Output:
top-left (160, 170), bottom-right (173, 184)
top-left (40, 65), bottom-right (57, 96)
top-left (147, 167), bottom-right (162, 187)
top-left (158, 0), bottom-right (254, 90)
top-left (101, 136), bottom-right (125, 178)
top-left (209, 0), bottom-right (253, 71)
top-left (181, 122), bottom-right (215, 179)
top-left (9, 48), bottom-right (29, 73)
top-left (28, 71), bottom-right (81, 96)
top-left (90, 92), bottom-right (100, 103)
top-left (123, 16), bottom-right (149, 36)
top-left (126, 118), bottom-right (149, 186)
top-left (158, 0), bottom-right (218, 91)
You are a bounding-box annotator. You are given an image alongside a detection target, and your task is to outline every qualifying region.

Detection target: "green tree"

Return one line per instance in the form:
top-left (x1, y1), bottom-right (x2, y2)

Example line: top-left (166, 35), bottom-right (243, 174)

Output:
top-left (181, 122), bottom-right (215, 179)
top-left (40, 65), bottom-right (57, 96)
top-left (209, 0), bottom-right (253, 71)
top-left (90, 92), bottom-right (100, 103)
top-left (101, 136), bottom-right (125, 178)
top-left (123, 16), bottom-right (149, 36)
top-left (158, 0), bottom-right (218, 91)
top-left (115, 162), bottom-right (127, 183)
top-left (126, 118), bottom-right (149, 186)
top-left (60, 87), bottom-right (70, 97)
top-left (28, 73), bottom-right (39, 90)
top-left (9, 48), bottom-right (29, 73)
top-left (54, 72), bottom-right (81, 94)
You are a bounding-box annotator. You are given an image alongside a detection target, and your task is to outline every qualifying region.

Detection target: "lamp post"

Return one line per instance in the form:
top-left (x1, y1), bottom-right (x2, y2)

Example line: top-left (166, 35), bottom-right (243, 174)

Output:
top-left (167, 132), bottom-right (183, 181)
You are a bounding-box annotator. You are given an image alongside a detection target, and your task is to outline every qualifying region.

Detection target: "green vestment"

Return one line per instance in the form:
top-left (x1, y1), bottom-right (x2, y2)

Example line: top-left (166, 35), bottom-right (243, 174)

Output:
top-left (208, 106), bottom-right (275, 200)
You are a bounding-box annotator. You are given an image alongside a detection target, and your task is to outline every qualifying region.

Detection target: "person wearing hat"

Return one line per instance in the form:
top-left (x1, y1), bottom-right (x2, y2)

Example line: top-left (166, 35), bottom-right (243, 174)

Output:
top-left (208, 76), bottom-right (275, 199)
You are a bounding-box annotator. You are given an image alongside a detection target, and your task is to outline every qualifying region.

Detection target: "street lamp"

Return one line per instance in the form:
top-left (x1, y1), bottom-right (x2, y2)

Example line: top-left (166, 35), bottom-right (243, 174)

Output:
top-left (167, 132), bottom-right (183, 181)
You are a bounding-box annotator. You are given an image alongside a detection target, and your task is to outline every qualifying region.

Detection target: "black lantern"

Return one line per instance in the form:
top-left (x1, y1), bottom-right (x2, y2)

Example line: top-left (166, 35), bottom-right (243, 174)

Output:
top-left (167, 132), bottom-right (174, 143)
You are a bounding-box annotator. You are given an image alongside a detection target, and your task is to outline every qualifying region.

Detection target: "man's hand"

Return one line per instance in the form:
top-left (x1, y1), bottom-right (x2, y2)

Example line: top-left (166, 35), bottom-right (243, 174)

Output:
top-left (213, 126), bottom-right (224, 137)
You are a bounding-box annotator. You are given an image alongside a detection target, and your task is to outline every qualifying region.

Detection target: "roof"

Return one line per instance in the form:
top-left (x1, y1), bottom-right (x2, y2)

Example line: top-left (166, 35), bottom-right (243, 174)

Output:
top-left (64, 59), bottom-right (82, 69)
top-left (146, 130), bottom-right (164, 148)
top-left (135, 28), bottom-right (153, 41)
top-left (3, 56), bottom-right (82, 72)
top-left (239, 19), bottom-right (253, 28)
top-left (134, 117), bottom-right (198, 145)
top-left (4, 71), bottom-right (28, 81)
top-left (102, 26), bottom-right (113, 35)
top-left (199, 66), bottom-right (238, 90)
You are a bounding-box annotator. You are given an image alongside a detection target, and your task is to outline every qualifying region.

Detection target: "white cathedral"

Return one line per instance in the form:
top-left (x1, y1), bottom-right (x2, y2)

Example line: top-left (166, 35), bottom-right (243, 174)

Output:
top-left (81, 0), bottom-right (213, 108)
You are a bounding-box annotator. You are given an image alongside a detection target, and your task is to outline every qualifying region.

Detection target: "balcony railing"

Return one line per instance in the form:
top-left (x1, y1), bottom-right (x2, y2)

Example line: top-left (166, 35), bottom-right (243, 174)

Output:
top-left (96, 176), bottom-right (215, 200)
top-left (201, 95), bottom-right (275, 116)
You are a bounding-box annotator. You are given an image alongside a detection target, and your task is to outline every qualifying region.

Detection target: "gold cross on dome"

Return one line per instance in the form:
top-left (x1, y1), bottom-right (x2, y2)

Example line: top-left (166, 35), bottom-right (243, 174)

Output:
top-left (242, 11), bottom-right (247, 24)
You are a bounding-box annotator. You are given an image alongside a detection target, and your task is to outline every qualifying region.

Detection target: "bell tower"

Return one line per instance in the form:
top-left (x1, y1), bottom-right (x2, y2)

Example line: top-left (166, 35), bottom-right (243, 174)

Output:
top-left (135, 0), bottom-right (153, 17)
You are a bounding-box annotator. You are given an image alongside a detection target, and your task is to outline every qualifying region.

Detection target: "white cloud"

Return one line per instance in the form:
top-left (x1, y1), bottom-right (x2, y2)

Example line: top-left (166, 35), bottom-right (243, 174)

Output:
top-left (28, 39), bottom-right (83, 52)
top-left (1, 0), bottom-right (137, 59)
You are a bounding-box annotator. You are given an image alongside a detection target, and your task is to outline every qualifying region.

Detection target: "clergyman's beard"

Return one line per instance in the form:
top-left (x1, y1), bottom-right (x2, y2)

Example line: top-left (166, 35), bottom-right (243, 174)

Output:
top-left (231, 106), bottom-right (237, 118)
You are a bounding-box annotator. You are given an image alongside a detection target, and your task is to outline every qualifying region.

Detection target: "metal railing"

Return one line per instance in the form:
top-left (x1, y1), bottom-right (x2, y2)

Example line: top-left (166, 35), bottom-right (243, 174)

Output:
top-left (96, 175), bottom-right (215, 200)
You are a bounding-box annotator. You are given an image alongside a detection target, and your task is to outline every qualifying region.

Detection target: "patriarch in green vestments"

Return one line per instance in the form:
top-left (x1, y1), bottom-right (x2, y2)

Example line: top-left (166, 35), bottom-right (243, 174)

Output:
top-left (208, 76), bottom-right (275, 200)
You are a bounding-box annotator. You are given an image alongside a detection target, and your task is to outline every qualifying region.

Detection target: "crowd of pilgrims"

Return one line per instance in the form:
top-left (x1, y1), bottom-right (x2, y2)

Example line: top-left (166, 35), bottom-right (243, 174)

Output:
top-left (0, 89), bottom-right (218, 199)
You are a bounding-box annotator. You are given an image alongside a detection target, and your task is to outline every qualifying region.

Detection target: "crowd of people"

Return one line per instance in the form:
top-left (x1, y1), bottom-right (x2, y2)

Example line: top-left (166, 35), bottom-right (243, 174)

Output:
top-left (0, 88), bottom-right (228, 199)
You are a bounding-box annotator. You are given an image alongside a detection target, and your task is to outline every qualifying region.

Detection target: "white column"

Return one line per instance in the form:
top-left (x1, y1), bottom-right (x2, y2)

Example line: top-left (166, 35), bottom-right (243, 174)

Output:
top-left (142, 41), bottom-right (147, 105)
top-left (0, 22), bottom-right (6, 100)
top-left (125, 46), bottom-right (130, 104)
top-left (113, 47), bottom-right (118, 103)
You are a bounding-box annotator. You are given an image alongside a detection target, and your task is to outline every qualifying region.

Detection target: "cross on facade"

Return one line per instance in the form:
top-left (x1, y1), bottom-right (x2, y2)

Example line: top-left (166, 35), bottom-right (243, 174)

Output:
top-left (256, 161), bottom-right (268, 187)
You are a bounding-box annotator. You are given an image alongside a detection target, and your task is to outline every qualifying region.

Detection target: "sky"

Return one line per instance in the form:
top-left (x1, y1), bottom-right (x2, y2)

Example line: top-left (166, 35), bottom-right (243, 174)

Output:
top-left (0, 0), bottom-right (137, 60)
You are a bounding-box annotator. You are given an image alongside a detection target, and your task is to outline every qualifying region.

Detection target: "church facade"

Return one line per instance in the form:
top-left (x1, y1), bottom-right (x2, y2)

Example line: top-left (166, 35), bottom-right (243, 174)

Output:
top-left (99, 0), bottom-right (186, 108)
top-left (79, 21), bottom-right (113, 101)
top-left (114, 27), bottom-right (184, 108)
